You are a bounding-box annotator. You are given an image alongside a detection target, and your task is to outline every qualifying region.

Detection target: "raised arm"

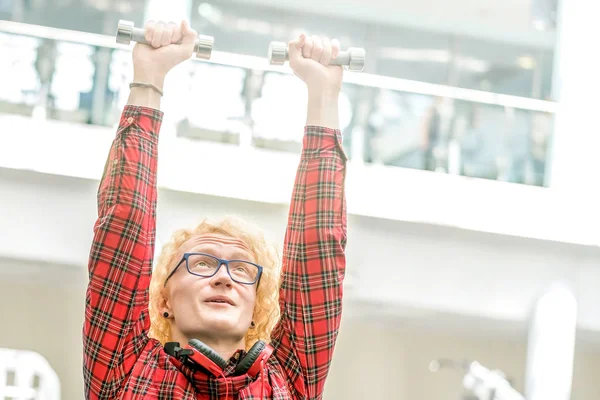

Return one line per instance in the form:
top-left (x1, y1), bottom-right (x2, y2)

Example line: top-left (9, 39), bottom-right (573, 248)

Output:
top-left (82, 21), bottom-right (197, 399)
top-left (271, 35), bottom-right (348, 399)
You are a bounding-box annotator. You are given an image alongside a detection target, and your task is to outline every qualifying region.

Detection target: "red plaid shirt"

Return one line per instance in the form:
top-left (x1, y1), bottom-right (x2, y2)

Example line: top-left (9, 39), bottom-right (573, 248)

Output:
top-left (83, 106), bottom-right (348, 399)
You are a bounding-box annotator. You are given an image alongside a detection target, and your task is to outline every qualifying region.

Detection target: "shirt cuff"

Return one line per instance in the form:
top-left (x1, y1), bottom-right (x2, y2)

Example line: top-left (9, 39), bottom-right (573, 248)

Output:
top-left (302, 126), bottom-right (348, 161)
top-left (118, 106), bottom-right (164, 142)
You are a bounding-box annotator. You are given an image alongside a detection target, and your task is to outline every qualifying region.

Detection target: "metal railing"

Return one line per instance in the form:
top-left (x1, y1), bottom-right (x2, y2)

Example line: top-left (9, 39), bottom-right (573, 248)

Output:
top-left (0, 20), bottom-right (556, 187)
top-left (0, 20), bottom-right (557, 113)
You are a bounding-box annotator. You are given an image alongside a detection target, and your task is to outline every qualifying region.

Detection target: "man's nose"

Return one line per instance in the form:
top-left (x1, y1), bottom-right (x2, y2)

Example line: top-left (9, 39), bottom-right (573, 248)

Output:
top-left (210, 263), bottom-right (233, 287)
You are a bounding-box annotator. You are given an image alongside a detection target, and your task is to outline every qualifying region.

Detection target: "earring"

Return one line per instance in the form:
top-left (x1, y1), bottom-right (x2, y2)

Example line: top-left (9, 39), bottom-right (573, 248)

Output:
top-left (163, 312), bottom-right (169, 318)
top-left (250, 321), bottom-right (255, 328)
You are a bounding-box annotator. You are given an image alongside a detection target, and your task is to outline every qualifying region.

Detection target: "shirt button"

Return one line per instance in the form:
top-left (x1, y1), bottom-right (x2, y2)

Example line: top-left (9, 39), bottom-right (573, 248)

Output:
top-left (127, 117), bottom-right (134, 124)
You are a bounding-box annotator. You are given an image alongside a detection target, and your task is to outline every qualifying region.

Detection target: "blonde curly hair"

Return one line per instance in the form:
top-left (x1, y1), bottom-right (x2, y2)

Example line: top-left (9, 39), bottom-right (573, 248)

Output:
top-left (148, 216), bottom-right (281, 350)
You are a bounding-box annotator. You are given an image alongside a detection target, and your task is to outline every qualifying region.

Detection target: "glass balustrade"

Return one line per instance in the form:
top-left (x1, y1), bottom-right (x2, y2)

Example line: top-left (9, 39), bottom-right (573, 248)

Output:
top-left (0, 22), bottom-right (555, 187)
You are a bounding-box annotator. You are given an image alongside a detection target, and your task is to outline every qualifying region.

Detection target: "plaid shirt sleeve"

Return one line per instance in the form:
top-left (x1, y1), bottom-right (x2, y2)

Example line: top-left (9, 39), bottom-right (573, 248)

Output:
top-left (83, 106), bottom-right (162, 399)
top-left (271, 126), bottom-right (348, 399)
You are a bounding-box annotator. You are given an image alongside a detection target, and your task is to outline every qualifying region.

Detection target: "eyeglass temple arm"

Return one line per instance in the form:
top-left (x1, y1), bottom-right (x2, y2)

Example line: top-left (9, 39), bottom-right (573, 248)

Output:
top-left (163, 257), bottom-right (186, 287)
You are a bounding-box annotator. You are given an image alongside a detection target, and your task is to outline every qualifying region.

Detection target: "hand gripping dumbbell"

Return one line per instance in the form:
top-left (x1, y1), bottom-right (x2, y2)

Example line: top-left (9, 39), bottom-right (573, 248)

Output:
top-left (268, 41), bottom-right (365, 72)
top-left (116, 20), bottom-right (214, 60)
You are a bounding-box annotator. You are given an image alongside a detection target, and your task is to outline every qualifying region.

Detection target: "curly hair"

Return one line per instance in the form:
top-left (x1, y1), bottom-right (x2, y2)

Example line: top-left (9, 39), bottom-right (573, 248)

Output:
top-left (148, 216), bottom-right (281, 350)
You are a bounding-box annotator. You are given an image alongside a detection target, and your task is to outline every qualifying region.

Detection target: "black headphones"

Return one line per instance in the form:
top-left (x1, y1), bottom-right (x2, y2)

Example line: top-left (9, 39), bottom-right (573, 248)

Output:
top-left (164, 339), bottom-right (274, 378)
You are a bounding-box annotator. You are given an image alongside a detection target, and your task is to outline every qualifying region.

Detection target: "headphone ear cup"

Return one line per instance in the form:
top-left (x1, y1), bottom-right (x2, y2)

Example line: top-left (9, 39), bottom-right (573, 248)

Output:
top-left (188, 339), bottom-right (228, 371)
top-left (234, 340), bottom-right (266, 376)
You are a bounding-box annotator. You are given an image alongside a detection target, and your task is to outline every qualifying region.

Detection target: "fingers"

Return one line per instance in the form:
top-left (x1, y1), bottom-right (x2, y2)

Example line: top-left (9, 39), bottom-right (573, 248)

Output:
top-left (294, 34), bottom-right (340, 66)
top-left (161, 22), bottom-right (176, 46)
top-left (151, 22), bottom-right (164, 48)
top-left (170, 21), bottom-right (184, 44)
top-left (331, 38), bottom-right (340, 60)
top-left (180, 20), bottom-right (198, 44)
top-left (172, 23), bottom-right (183, 44)
top-left (145, 20), bottom-right (193, 48)
top-left (144, 20), bottom-right (156, 45)
top-left (310, 35), bottom-right (323, 63)
top-left (288, 33), bottom-right (306, 50)
top-left (320, 37), bottom-right (332, 66)
top-left (287, 34), bottom-right (306, 63)
top-left (302, 35), bottom-right (313, 59)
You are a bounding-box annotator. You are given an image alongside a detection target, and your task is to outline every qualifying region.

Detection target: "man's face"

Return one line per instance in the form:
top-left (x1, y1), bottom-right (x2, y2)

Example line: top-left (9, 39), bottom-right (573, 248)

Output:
top-left (163, 234), bottom-right (257, 344)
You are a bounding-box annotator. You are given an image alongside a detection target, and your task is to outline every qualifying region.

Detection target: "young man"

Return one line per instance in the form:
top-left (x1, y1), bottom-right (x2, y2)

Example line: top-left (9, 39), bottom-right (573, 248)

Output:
top-left (83, 20), bottom-right (348, 399)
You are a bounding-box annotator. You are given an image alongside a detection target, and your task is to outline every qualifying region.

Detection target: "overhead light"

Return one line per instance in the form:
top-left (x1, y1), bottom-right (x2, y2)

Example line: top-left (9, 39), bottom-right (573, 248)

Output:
top-left (197, 3), bottom-right (223, 24)
top-left (456, 57), bottom-right (489, 73)
top-left (532, 18), bottom-right (548, 31)
top-left (518, 56), bottom-right (536, 70)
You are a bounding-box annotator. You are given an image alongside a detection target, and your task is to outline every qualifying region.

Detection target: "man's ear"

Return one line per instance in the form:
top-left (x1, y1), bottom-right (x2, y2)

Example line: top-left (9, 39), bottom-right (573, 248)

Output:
top-left (159, 287), bottom-right (172, 318)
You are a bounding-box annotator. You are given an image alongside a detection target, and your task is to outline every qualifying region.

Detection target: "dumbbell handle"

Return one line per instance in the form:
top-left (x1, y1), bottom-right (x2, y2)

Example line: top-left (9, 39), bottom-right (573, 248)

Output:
top-left (268, 41), bottom-right (365, 72)
top-left (129, 28), bottom-right (148, 45)
top-left (116, 20), bottom-right (213, 60)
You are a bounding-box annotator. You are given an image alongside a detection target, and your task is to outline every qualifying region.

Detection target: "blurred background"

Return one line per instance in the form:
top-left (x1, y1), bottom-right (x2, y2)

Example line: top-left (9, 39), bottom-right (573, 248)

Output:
top-left (1, 0), bottom-right (600, 398)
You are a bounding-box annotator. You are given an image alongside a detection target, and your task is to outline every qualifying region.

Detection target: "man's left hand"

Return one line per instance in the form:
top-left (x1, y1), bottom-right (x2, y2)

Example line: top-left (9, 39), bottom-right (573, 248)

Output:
top-left (288, 34), bottom-right (343, 96)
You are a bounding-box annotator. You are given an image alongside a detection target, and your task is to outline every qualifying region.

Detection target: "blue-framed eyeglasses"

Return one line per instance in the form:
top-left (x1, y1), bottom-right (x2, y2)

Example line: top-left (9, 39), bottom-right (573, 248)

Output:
top-left (163, 252), bottom-right (263, 287)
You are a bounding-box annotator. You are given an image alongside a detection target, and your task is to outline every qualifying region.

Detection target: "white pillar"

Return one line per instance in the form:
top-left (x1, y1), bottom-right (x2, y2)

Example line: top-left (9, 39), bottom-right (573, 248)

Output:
top-left (524, 282), bottom-right (577, 400)
top-left (547, 0), bottom-right (600, 200)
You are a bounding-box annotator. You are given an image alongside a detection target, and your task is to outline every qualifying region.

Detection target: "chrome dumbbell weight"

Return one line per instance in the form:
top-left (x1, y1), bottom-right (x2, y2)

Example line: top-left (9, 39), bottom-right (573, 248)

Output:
top-left (268, 41), bottom-right (365, 72)
top-left (115, 20), bottom-right (214, 60)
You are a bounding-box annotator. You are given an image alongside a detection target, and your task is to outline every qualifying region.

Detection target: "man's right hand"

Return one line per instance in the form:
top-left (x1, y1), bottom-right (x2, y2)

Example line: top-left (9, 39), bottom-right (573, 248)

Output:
top-left (132, 20), bottom-right (197, 90)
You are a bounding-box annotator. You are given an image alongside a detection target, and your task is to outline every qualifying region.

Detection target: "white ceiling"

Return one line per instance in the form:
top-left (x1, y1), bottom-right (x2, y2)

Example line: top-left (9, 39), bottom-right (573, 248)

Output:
top-left (232, 0), bottom-right (556, 48)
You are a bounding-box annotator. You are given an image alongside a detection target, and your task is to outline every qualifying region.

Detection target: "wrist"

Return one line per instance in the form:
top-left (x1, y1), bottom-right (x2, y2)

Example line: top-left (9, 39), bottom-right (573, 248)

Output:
top-left (306, 90), bottom-right (340, 129)
top-left (127, 85), bottom-right (162, 110)
top-left (133, 71), bottom-right (166, 90)
top-left (307, 89), bottom-right (340, 109)
top-left (308, 86), bottom-right (340, 102)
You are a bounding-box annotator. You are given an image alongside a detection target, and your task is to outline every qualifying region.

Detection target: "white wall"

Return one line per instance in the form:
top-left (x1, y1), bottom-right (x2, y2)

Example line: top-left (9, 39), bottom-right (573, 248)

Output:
top-left (0, 267), bottom-right (87, 400)
top-left (328, 319), bottom-right (600, 400)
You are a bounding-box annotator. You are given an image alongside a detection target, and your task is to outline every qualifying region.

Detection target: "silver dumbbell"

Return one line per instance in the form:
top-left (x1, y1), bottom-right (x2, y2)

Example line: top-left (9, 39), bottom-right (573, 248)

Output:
top-left (268, 41), bottom-right (365, 72)
top-left (116, 20), bottom-right (214, 60)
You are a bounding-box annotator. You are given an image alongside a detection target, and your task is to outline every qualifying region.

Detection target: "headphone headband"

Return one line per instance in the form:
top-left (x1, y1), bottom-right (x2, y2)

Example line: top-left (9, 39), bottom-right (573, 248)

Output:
top-left (164, 339), bottom-right (272, 378)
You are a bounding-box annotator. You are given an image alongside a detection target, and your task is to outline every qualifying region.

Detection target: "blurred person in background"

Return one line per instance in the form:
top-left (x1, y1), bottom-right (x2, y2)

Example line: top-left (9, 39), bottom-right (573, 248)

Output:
top-left (457, 105), bottom-right (482, 176)
top-left (420, 96), bottom-right (443, 171)
top-left (33, 38), bottom-right (57, 117)
top-left (82, 20), bottom-right (348, 399)
top-left (528, 107), bottom-right (552, 186)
